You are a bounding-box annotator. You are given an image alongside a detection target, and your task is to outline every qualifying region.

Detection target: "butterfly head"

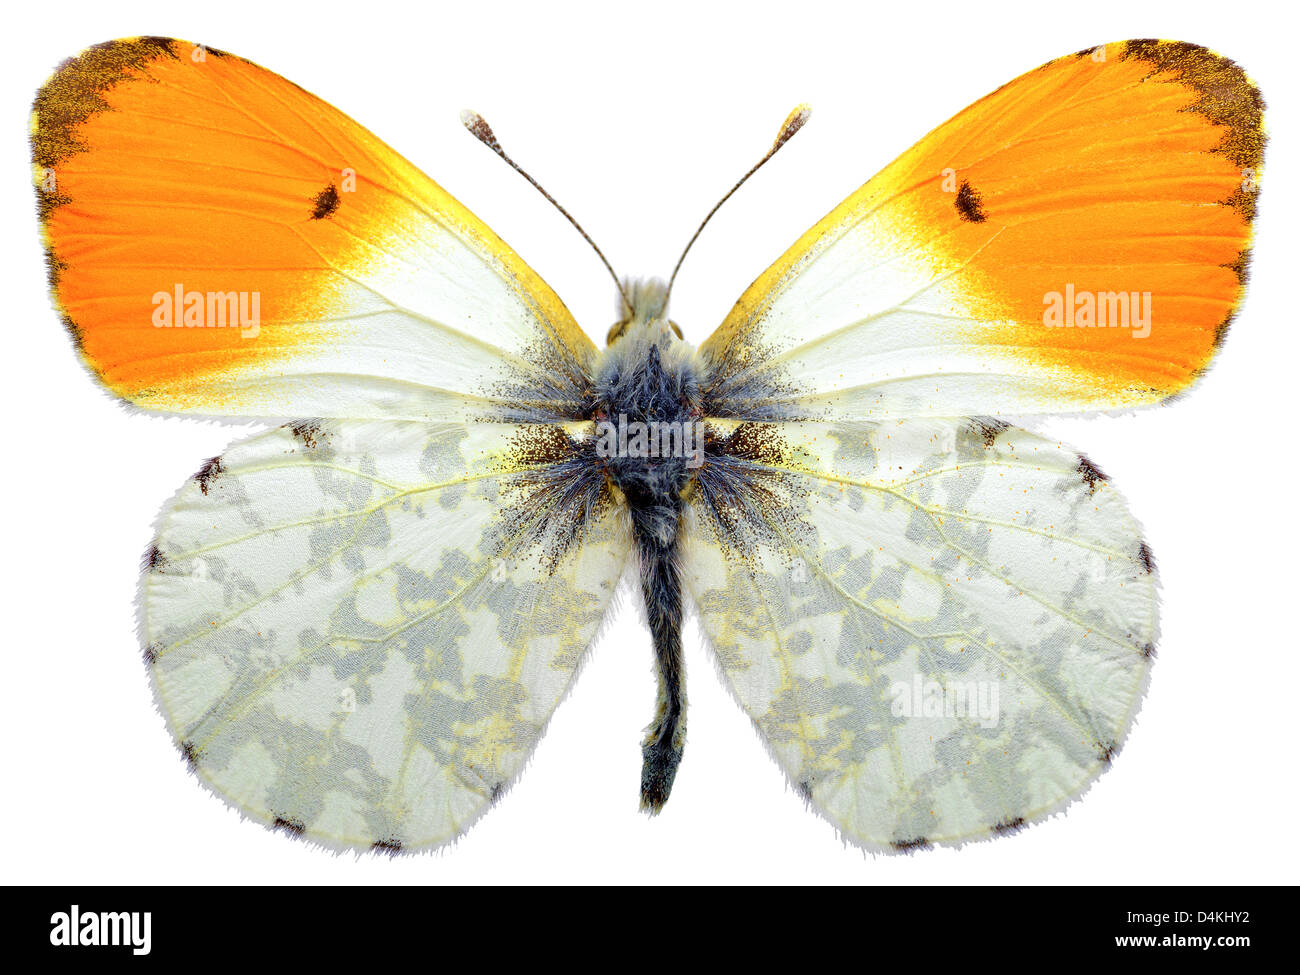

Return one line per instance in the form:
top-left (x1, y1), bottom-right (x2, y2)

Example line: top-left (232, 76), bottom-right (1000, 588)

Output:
top-left (607, 277), bottom-right (683, 346)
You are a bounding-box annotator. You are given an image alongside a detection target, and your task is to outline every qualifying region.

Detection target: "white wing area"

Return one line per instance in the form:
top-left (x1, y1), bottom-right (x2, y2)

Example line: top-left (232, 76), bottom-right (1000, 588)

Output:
top-left (142, 420), bottom-right (629, 851)
top-left (139, 187), bottom-right (600, 422)
top-left (706, 215), bottom-right (1106, 418)
top-left (152, 228), bottom-right (597, 422)
top-left (683, 418), bottom-right (1157, 850)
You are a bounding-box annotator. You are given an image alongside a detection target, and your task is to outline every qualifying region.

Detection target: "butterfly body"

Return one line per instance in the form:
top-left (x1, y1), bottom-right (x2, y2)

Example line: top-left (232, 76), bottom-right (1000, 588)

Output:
top-left (31, 37), bottom-right (1262, 853)
top-left (591, 279), bottom-right (704, 808)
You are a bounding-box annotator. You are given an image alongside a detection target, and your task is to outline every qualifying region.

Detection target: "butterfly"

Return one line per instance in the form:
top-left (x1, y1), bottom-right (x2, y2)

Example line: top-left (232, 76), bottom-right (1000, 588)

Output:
top-left (31, 37), bottom-right (1263, 854)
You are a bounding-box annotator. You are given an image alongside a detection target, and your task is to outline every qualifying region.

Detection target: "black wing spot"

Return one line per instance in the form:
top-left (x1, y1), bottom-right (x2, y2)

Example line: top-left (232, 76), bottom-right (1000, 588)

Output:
top-left (311, 183), bottom-right (340, 220)
top-left (1098, 741), bottom-right (1119, 764)
top-left (370, 838), bottom-right (403, 856)
top-left (992, 816), bottom-right (1027, 836)
top-left (180, 740), bottom-right (200, 770)
top-left (955, 179), bottom-right (987, 223)
top-left (1142, 642), bottom-right (1157, 659)
top-left (1137, 542), bottom-right (1156, 574)
top-left (194, 456), bottom-right (224, 495)
top-left (796, 779), bottom-right (813, 801)
top-left (890, 837), bottom-right (932, 853)
top-left (143, 642), bottom-right (161, 665)
top-left (489, 781), bottom-right (505, 804)
top-left (143, 544), bottom-right (168, 572)
top-left (288, 419), bottom-right (323, 448)
top-left (972, 417), bottom-right (1010, 448)
top-left (1077, 454), bottom-right (1109, 493)
top-left (272, 816), bottom-right (306, 837)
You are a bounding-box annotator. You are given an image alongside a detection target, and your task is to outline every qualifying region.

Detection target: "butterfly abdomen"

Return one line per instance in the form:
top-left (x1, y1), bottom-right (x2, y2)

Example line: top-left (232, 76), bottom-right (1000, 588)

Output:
top-left (634, 527), bottom-right (686, 812)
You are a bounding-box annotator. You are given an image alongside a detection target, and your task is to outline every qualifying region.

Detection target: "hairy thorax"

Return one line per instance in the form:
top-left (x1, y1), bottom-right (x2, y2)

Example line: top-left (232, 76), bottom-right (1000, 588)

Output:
top-left (591, 280), bottom-right (705, 545)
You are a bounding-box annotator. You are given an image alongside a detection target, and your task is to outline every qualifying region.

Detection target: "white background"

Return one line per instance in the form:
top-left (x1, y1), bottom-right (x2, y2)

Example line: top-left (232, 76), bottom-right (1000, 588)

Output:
top-left (2, 0), bottom-right (1295, 885)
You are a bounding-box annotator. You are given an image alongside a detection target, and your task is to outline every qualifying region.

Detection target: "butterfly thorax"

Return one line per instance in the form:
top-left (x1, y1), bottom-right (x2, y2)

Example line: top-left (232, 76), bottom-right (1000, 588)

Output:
top-left (592, 279), bottom-right (704, 546)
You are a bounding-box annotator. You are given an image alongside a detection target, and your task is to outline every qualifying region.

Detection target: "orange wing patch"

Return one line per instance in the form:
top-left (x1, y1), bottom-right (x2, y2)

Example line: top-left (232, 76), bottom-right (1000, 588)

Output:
top-left (31, 37), bottom-right (592, 416)
top-left (33, 40), bottom-right (342, 398)
top-left (916, 40), bottom-right (1262, 397)
top-left (708, 39), bottom-right (1264, 412)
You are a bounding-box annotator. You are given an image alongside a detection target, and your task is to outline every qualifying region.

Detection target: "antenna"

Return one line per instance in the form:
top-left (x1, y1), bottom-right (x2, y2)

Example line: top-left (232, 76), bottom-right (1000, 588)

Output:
top-left (664, 104), bottom-right (811, 304)
top-left (461, 110), bottom-right (632, 315)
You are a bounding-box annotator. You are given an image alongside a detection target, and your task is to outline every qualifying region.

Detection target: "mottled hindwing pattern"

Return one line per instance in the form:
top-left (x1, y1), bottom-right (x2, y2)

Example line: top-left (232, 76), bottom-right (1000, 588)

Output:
top-left (683, 419), bottom-right (1157, 850)
top-left (142, 420), bottom-right (628, 851)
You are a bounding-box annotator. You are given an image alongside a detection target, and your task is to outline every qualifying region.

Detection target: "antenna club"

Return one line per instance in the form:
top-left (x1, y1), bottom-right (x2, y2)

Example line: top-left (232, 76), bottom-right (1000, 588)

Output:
top-left (665, 104), bottom-right (813, 303)
top-left (460, 110), bottom-right (501, 151)
top-left (462, 111), bottom-right (632, 314)
top-left (774, 104), bottom-right (812, 149)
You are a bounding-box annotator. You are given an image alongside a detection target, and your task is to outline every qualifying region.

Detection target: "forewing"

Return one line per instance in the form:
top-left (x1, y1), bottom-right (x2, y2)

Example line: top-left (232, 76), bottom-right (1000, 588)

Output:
top-left (143, 419), bottom-right (628, 851)
top-left (701, 40), bottom-right (1263, 420)
top-left (32, 38), bottom-right (594, 421)
top-left (683, 419), bottom-right (1156, 849)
